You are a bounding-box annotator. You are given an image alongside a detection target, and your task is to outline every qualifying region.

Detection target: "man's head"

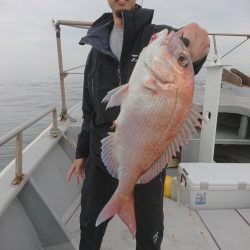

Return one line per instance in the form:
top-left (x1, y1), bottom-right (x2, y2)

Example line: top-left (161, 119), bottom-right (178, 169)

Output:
top-left (107, 0), bottom-right (136, 18)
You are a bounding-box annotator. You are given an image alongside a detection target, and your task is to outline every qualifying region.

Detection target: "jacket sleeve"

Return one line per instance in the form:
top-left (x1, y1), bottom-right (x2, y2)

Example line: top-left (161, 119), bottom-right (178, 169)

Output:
top-left (75, 50), bottom-right (94, 159)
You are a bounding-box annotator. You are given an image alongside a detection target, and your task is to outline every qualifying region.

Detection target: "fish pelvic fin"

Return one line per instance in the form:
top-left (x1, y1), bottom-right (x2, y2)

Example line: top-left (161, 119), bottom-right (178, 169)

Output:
top-left (96, 192), bottom-right (136, 239)
top-left (102, 83), bottom-right (129, 109)
top-left (137, 104), bottom-right (203, 184)
top-left (101, 132), bottom-right (119, 179)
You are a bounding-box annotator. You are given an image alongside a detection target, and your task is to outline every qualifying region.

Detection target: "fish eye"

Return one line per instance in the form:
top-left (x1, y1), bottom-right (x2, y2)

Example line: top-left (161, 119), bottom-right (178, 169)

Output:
top-left (177, 54), bottom-right (188, 67)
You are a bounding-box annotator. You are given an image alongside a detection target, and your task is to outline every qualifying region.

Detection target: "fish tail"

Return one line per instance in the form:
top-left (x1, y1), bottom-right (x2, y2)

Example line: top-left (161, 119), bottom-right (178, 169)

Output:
top-left (96, 192), bottom-right (136, 239)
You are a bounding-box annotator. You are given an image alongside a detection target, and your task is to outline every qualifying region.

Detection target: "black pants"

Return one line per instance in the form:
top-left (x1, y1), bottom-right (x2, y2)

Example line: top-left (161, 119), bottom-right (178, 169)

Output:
top-left (79, 159), bottom-right (166, 250)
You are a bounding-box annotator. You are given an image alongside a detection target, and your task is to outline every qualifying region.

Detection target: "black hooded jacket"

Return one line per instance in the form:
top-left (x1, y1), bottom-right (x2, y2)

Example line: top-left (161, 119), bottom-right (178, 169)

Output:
top-left (76, 6), bottom-right (206, 171)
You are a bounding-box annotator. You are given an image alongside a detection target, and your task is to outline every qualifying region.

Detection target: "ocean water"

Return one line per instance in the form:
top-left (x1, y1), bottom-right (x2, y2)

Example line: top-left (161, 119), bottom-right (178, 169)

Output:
top-left (0, 78), bottom-right (83, 171)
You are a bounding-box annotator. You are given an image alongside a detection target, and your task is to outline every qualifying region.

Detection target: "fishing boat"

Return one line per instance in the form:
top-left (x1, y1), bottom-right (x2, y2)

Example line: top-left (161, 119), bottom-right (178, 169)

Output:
top-left (0, 20), bottom-right (249, 250)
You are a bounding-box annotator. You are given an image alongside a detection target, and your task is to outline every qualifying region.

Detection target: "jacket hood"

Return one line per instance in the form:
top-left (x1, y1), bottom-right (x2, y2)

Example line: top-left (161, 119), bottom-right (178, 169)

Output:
top-left (79, 5), bottom-right (154, 54)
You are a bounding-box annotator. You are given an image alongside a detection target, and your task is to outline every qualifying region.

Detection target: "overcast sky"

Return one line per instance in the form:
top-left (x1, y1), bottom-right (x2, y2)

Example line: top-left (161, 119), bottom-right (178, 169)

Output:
top-left (0, 0), bottom-right (249, 83)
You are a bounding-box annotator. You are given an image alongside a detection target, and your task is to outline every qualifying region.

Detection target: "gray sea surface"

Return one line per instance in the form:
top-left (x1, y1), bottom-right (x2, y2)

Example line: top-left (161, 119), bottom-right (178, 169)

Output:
top-left (0, 78), bottom-right (83, 171)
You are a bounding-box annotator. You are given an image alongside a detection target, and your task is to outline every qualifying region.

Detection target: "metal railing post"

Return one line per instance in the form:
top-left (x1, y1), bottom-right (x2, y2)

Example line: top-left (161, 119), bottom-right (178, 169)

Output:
top-left (50, 108), bottom-right (60, 137)
top-left (238, 115), bottom-right (249, 139)
top-left (51, 20), bottom-right (92, 122)
top-left (212, 35), bottom-right (218, 61)
top-left (12, 133), bottom-right (23, 185)
top-left (0, 106), bottom-right (59, 185)
top-left (198, 57), bottom-right (223, 162)
top-left (53, 20), bottom-right (68, 120)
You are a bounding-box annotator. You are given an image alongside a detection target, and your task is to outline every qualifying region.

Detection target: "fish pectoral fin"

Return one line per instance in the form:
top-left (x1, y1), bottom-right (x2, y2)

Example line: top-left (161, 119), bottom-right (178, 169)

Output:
top-left (137, 104), bottom-right (203, 184)
top-left (101, 132), bottom-right (119, 178)
top-left (102, 84), bottom-right (129, 109)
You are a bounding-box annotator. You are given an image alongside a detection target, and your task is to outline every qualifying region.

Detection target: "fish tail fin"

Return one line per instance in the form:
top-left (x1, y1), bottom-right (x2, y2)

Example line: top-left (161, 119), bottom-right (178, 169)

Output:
top-left (96, 192), bottom-right (136, 239)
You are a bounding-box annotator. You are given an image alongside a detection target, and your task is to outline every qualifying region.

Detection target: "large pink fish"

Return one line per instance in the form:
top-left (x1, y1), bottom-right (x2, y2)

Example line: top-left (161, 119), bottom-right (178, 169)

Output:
top-left (96, 29), bottom-right (202, 238)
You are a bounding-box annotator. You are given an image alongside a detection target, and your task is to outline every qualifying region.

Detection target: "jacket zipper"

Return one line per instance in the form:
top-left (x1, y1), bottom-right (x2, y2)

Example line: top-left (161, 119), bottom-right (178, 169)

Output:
top-left (91, 77), bottom-right (95, 101)
top-left (117, 67), bottom-right (121, 86)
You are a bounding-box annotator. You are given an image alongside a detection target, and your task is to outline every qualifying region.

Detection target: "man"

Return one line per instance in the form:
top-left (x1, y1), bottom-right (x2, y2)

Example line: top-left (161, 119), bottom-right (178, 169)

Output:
top-left (67, 1), bottom-right (209, 249)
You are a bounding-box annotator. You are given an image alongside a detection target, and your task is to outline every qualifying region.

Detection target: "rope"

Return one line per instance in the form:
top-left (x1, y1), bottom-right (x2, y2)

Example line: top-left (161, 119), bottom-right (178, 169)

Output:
top-left (221, 37), bottom-right (250, 59)
top-left (60, 110), bottom-right (77, 122)
top-left (61, 132), bottom-right (77, 150)
top-left (64, 65), bottom-right (85, 72)
top-left (66, 113), bottom-right (77, 122)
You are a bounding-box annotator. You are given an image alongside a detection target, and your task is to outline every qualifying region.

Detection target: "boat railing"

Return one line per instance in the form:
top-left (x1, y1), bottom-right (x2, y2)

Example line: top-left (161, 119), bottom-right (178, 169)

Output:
top-left (51, 20), bottom-right (250, 163)
top-left (51, 19), bottom-right (250, 122)
top-left (2, 22), bottom-right (248, 183)
top-left (198, 33), bottom-right (249, 162)
top-left (209, 32), bottom-right (250, 62)
top-left (0, 106), bottom-right (59, 185)
top-left (52, 20), bottom-right (92, 120)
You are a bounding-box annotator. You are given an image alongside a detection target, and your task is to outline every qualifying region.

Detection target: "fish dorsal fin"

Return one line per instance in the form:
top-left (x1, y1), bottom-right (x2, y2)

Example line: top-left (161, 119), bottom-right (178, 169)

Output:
top-left (137, 104), bottom-right (202, 184)
top-left (101, 132), bottom-right (119, 179)
top-left (102, 84), bottom-right (129, 109)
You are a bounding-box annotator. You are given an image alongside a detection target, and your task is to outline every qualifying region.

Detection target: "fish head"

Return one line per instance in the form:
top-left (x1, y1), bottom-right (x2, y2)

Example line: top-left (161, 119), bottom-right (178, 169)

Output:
top-left (144, 29), bottom-right (194, 94)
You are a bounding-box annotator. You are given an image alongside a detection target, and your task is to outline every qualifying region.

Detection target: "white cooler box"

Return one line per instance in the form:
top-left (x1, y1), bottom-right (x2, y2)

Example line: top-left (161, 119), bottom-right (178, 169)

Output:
top-left (177, 163), bottom-right (250, 209)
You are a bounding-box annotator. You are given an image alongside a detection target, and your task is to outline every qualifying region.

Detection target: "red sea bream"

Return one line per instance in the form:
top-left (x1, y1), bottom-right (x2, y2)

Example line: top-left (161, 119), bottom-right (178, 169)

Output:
top-left (96, 29), bottom-right (203, 238)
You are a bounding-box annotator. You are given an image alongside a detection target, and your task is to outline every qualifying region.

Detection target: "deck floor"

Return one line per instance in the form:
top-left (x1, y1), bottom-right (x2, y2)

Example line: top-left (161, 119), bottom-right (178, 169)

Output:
top-left (65, 198), bottom-right (250, 250)
top-left (64, 85), bottom-right (250, 249)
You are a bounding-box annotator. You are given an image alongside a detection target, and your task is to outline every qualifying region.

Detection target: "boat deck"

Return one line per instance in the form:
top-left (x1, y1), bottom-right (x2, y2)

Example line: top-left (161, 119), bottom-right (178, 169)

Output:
top-left (66, 198), bottom-right (250, 250)
top-left (64, 84), bottom-right (250, 249)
